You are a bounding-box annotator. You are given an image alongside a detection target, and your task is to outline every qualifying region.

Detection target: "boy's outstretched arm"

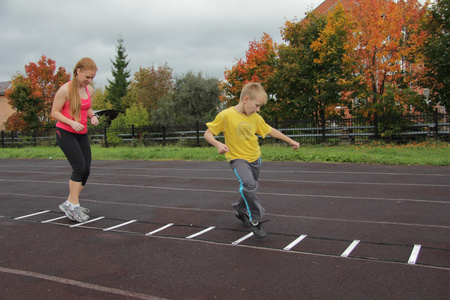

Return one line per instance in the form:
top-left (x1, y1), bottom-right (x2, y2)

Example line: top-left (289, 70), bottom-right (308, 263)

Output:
top-left (204, 129), bottom-right (229, 154)
top-left (268, 128), bottom-right (300, 150)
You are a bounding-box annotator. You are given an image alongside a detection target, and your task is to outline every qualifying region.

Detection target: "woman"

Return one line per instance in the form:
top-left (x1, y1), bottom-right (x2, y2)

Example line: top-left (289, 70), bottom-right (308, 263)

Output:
top-left (51, 57), bottom-right (99, 222)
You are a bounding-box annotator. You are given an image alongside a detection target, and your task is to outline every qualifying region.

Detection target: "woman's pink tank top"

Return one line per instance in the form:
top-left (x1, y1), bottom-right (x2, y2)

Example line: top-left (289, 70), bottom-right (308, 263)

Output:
top-left (56, 85), bottom-right (91, 134)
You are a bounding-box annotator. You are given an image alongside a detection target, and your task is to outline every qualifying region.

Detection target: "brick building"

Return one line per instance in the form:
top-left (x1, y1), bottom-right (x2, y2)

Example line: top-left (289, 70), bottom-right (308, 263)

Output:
top-left (312, 0), bottom-right (357, 14)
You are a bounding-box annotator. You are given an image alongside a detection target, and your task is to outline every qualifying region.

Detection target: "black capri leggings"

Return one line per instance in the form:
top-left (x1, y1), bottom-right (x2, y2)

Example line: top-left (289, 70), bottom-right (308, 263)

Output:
top-left (56, 128), bottom-right (92, 186)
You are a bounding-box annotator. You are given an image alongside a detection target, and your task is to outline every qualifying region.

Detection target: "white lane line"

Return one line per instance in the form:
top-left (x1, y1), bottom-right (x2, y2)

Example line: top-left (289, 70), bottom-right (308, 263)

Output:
top-left (3, 189), bottom-right (449, 206)
top-left (284, 234), bottom-right (308, 251)
top-left (4, 164), bottom-right (450, 178)
top-left (341, 240), bottom-right (360, 257)
top-left (145, 223), bottom-right (174, 236)
top-left (69, 216), bottom-right (105, 228)
top-left (4, 169), bottom-right (449, 186)
top-left (41, 216), bottom-right (67, 223)
top-left (232, 232), bottom-right (254, 245)
top-left (0, 266), bottom-right (167, 300)
top-left (408, 244), bottom-right (422, 264)
top-left (186, 226), bottom-right (215, 239)
top-left (14, 210), bottom-right (51, 220)
top-left (103, 220), bottom-right (137, 231)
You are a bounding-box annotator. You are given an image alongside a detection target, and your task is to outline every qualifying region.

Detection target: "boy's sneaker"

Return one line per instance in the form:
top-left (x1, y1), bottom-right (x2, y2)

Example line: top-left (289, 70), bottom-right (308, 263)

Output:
top-left (250, 221), bottom-right (267, 238)
top-left (59, 202), bottom-right (90, 223)
top-left (235, 212), bottom-right (251, 227)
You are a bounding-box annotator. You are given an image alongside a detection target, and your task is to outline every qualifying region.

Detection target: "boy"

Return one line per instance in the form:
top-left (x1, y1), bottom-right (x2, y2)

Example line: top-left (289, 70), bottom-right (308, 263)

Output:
top-left (204, 82), bottom-right (300, 238)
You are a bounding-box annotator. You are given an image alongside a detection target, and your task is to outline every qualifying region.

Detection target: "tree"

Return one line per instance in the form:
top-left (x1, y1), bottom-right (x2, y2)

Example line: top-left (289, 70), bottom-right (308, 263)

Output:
top-left (151, 94), bottom-right (177, 127)
top-left (128, 64), bottom-right (174, 121)
top-left (222, 33), bottom-right (277, 117)
top-left (5, 79), bottom-right (42, 131)
top-left (5, 55), bottom-right (70, 131)
top-left (274, 12), bottom-right (330, 120)
top-left (92, 87), bottom-right (113, 110)
top-left (421, 0), bottom-right (450, 110)
top-left (310, 4), bottom-right (354, 118)
top-left (110, 103), bottom-right (150, 129)
top-left (343, 0), bottom-right (430, 117)
top-left (173, 71), bottom-right (221, 125)
top-left (106, 37), bottom-right (131, 111)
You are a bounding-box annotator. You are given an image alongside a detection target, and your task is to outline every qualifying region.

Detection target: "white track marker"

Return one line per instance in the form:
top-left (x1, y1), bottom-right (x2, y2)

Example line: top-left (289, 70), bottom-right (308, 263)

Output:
top-left (69, 216), bottom-right (105, 228)
top-left (284, 234), bottom-right (308, 251)
top-left (408, 244), bottom-right (422, 264)
top-left (186, 226), bottom-right (215, 239)
top-left (14, 210), bottom-right (51, 220)
top-left (232, 232), bottom-right (254, 245)
top-left (145, 223), bottom-right (174, 236)
top-left (41, 216), bottom-right (67, 223)
top-left (103, 220), bottom-right (137, 231)
top-left (341, 240), bottom-right (360, 257)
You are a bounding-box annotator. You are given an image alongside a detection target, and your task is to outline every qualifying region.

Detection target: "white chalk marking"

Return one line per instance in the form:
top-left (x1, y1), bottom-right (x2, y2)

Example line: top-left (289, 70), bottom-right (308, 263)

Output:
top-left (232, 232), bottom-right (254, 245)
top-left (408, 244), bottom-right (422, 264)
top-left (69, 216), bottom-right (105, 227)
top-left (186, 226), bottom-right (215, 239)
top-left (103, 220), bottom-right (137, 231)
top-left (146, 223), bottom-right (174, 236)
top-left (284, 234), bottom-right (308, 251)
top-left (341, 240), bottom-right (360, 257)
top-left (14, 210), bottom-right (51, 220)
top-left (41, 216), bottom-right (67, 223)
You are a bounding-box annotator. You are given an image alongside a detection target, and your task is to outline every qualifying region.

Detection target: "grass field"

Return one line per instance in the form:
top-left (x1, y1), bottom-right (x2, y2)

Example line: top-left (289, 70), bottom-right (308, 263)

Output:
top-left (1, 141), bottom-right (449, 166)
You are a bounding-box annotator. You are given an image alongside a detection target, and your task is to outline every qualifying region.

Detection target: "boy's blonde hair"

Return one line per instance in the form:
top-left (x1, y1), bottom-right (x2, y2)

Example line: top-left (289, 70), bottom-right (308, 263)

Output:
top-left (240, 82), bottom-right (268, 104)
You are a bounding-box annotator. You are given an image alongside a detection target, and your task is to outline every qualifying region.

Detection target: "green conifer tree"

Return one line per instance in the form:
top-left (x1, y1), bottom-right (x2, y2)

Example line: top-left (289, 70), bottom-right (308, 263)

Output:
top-left (106, 37), bottom-right (131, 111)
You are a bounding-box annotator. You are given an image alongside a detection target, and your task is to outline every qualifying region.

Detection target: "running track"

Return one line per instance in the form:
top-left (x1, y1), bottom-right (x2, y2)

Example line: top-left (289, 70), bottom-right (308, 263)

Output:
top-left (0, 158), bottom-right (449, 299)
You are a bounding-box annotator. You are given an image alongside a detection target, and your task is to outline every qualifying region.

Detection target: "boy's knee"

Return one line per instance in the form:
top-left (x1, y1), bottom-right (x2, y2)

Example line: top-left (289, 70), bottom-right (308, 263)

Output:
top-left (242, 180), bottom-right (258, 191)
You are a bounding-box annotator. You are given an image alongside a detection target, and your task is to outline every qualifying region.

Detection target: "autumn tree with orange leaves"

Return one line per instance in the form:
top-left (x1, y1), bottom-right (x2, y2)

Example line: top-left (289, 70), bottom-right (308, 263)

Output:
top-left (5, 55), bottom-right (70, 131)
top-left (221, 33), bottom-right (277, 118)
top-left (342, 0), bottom-right (431, 117)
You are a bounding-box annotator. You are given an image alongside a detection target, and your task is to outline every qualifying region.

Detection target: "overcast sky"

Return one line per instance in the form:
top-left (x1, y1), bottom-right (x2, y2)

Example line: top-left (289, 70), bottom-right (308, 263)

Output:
top-left (0, 0), bottom-right (324, 88)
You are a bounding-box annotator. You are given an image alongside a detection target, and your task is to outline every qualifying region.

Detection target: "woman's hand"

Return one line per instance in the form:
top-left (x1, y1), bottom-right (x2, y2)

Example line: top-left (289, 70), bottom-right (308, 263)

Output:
top-left (70, 121), bottom-right (85, 132)
top-left (91, 115), bottom-right (99, 126)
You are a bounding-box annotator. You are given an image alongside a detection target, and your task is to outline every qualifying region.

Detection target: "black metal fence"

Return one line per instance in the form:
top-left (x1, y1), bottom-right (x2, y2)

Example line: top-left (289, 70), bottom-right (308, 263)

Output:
top-left (2, 112), bottom-right (449, 148)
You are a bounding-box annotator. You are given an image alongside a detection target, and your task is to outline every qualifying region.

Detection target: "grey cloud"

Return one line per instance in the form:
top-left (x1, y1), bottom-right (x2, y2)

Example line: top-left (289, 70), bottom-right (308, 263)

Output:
top-left (0, 0), bottom-right (321, 87)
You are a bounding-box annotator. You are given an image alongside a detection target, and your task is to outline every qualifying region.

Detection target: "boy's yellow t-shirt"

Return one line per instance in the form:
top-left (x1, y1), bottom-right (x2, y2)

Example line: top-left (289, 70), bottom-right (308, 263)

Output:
top-left (206, 107), bottom-right (272, 162)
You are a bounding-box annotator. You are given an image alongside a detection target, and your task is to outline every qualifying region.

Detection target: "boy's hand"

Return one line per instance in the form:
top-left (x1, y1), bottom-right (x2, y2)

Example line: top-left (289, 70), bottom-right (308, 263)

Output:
top-left (216, 142), bottom-right (229, 154)
top-left (290, 141), bottom-right (300, 150)
top-left (204, 129), bottom-right (229, 154)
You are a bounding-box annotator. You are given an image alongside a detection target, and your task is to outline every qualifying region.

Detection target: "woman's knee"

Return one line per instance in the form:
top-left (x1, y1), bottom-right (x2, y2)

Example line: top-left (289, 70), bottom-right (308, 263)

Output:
top-left (71, 163), bottom-right (88, 182)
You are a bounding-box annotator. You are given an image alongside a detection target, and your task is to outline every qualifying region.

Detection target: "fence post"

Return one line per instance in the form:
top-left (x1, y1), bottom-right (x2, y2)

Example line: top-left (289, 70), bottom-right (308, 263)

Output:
top-left (321, 113), bottom-right (326, 143)
top-left (434, 109), bottom-right (439, 139)
top-left (33, 130), bottom-right (37, 146)
top-left (11, 131), bottom-right (14, 146)
top-left (196, 120), bottom-right (200, 147)
top-left (1, 131), bottom-right (4, 148)
top-left (162, 126), bottom-right (166, 146)
top-left (104, 126), bottom-right (108, 148)
top-left (132, 125), bottom-right (135, 139)
top-left (374, 112), bottom-right (378, 140)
